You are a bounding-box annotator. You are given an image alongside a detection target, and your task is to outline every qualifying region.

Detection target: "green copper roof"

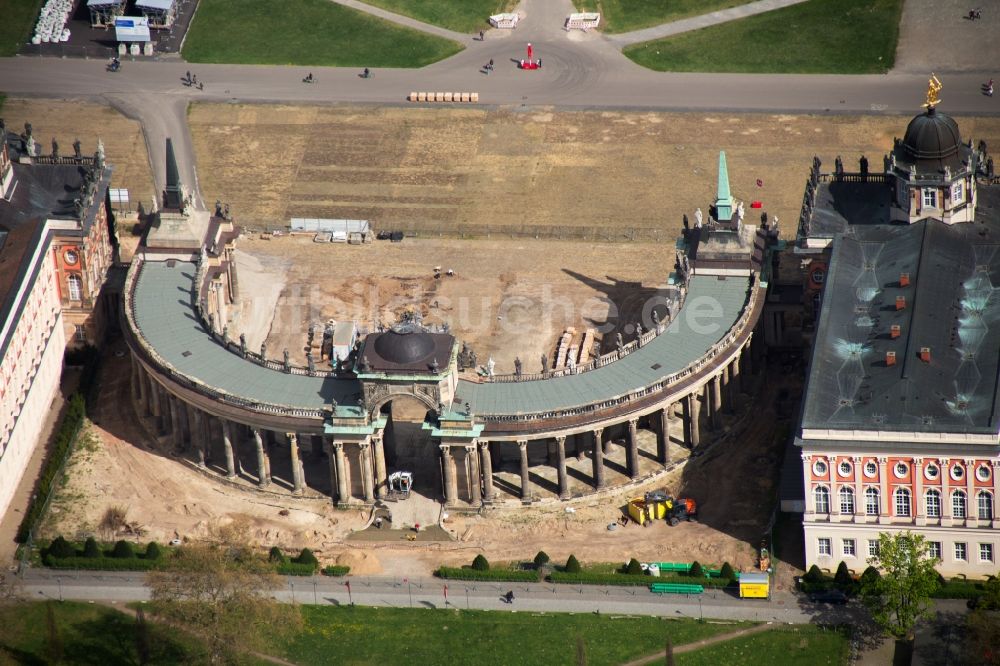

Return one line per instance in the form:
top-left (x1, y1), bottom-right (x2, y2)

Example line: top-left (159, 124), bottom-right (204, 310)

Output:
top-left (715, 151), bottom-right (734, 222)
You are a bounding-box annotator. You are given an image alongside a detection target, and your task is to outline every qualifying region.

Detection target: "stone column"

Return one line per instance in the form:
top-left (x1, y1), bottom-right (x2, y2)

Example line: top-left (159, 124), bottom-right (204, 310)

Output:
top-left (555, 436), bottom-right (569, 500)
top-left (592, 428), bottom-right (606, 490)
top-left (965, 458), bottom-right (977, 527)
top-left (360, 442), bottom-right (375, 503)
top-left (333, 441), bottom-right (349, 503)
top-left (221, 419), bottom-right (237, 479)
top-left (133, 362), bottom-right (148, 416)
top-left (992, 460), bottom-right (1000, 528)
top-left (709, 376), bottom-right (722, 429)
top-left (518, 440), bottom-right (531, 500)
top-left (731, 350), bottom-right (744, 395)
top-left (657, 407), bottom-right (671, 465)
top-left (914, 457), bottom-right (925, 525)
top-left (288, 433), bottom-right (305, 495)
top-left (149, 379), bottom-right (163, 433)
top-left (253, 428), bottom-right (270, 487)
top-left (468, 445), bottom-right (482, 505)
top-left (441, 444), bottom-right (457, 506)
top-left (724, 364), bottom-right (736, 414)
top-left (852, 456), bottom-right (863, 521)
top-left (191, 408), bottom-right (206, 467)
top-left (877, 457), bottom-right (889, 521)
top-left (169, 396), bottom-right (184, 451)
top-left (575, 433), bottom-right (586, 461)
top-left (626, 419), bottom-right (639, 479)
top-left (802, 455), bottom-right (816, 515)
top-left (479, 440), bottom-right (494, 504)
top-left (686, 393), bottom-right (701, 448)
top-left (373, 434), bottom-right (388, 500)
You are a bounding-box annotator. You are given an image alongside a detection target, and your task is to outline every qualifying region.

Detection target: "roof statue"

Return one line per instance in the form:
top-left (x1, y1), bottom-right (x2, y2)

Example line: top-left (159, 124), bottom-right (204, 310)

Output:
top-left (923, 73), bottom-right (942, 109)
top-left (714, 151), bottom-right (734, 222)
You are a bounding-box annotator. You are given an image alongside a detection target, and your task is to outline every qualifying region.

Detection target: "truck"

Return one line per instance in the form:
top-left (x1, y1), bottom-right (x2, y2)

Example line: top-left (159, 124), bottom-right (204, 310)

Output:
top-left (626, 491), bottom-right (697, 526)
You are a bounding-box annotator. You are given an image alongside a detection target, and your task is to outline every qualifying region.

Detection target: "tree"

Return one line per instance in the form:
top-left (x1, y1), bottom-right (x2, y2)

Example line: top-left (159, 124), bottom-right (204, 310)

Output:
top-left (48, 536), bottom-right (75, 559)
top-left (146, 520), bottom-right (301, 665)
top-left (268, 546), bottom-right (286, 564)
top-left (111, 540), bottom-right (136, 559)
top-left (625, 558), bottom-right (643, 575)
top-left (859, 566), bottom-right (881, 589)
top-left (83, 537), bottom-right (102, 558)
top-left (860, 531), bottom-right (940, 639)
top-left (719, 562), bottom-right (735, 581)
top-left (533, 551), bottom-right (550, 567)
top-left (803, 564), bottom-right (824, 584)
top-left (834, 561), bottom-right (854, 592)
top-left (145, 542), bottom-right (162, 560)
top-left (295, 548), bottom-right (318, 566)
top-left (565, 554), bottom-right (581, 574)
top-left (471, 554), bottom-right (490, 571)
top-left (689, 561), bottom-right (704, 578)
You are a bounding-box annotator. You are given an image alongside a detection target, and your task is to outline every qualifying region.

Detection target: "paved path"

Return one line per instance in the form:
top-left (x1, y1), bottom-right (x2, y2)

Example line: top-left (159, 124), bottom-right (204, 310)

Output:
top-left (608, 0), bottom-right (810, 48)
top-left (328, 0), bottom-right (470, 43)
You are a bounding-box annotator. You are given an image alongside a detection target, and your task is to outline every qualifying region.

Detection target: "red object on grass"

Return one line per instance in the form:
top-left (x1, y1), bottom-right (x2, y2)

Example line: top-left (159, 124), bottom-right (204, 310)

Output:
top-left (750, 201), bottom-right (763, 208)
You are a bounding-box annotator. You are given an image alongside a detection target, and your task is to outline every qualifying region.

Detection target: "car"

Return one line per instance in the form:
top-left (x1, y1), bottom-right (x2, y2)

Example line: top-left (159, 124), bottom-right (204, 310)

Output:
top-left (808, 589), bottom-right (849, 605)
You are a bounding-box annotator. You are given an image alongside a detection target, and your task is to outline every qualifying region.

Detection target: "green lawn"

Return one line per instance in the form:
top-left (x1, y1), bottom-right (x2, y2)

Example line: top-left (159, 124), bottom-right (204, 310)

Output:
top-left (358, 0), bottom-right (515, 33)
top-left (676, 625), bottom-right (851, 666)
top-left (573, 0), bottom-right (747, 34)
top-left (0, 0), bottom-right (42, 57)
top-left (0, 601), bottom-right (203, 664)
top-left (624, 0), bottom-right (903, 74)
top-left (182, 0), bottom-right (463, 67)
top-left (280, 606), bottom-right (748, 665)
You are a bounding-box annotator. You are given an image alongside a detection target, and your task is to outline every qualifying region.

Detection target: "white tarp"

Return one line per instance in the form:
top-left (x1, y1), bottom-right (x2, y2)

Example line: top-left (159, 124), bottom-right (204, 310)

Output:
top-left (290, 218), bottom-right (370, 234)
top-left (87, 0), bottom-right (121, 6)
top-left (114, 16), bottom-right (151, 42)
top-left (136, 0), bottom-right (174, 9)
top-left (489, 12), bottom-right (519, 28)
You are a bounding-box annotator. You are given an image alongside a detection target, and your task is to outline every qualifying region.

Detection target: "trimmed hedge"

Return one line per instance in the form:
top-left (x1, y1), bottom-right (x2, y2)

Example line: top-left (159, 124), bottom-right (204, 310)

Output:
top-left (436, 567), bottom-right (537, 582)
top-left (551, 571), bottom-right (733, 587)
top-left (295, 548), bottom-right (318, 566)
top-left (932, 580), bottom-right (983, 599)
top-left (321, 565), bottom-right (351, 577)
top-left (15, 394), bottom-right (86, 543)
top-left (44, 555), bottom-right (159, 571)
top-left (277, 562), bottom-right (318, 576)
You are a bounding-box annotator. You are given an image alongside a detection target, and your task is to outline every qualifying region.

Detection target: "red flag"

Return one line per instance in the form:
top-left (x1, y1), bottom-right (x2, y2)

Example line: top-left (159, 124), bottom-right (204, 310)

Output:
top-left (527, 43), bottom-right (533, 60)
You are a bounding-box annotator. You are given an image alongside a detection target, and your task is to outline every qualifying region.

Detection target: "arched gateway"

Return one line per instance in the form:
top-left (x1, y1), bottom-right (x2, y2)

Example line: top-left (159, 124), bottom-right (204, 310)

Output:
top-left (124, 146), bottom-right (775, 509)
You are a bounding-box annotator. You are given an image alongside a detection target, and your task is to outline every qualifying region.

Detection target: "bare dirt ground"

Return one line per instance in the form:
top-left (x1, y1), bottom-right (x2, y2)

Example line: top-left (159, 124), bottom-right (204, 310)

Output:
top-left (1, 98), bottom-right (155, 260)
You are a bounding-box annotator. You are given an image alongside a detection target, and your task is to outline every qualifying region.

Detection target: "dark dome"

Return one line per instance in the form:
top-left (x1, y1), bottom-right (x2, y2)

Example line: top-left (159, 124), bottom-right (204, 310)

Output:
top-left (900, 107), bottom-right (961, 161)
top-left (372, 323), bottom-right (436, 365)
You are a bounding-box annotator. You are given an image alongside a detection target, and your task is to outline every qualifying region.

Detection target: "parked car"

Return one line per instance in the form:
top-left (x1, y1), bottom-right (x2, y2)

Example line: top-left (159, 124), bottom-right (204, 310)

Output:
top-left (808, 589), bottom-right (849, 605)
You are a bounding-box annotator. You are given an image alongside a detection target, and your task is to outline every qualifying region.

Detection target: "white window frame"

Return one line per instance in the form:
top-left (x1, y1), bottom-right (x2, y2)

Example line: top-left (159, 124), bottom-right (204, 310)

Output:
top-left (978, 491), bottom-right (993, 521)
top-left (928, 541), bottom-right (941, 560)
top-left (865, 487), bottom-right (880, 515)
top-left (951, 181), bottom-right (963, 203)
top-left (979, 543), bottom-right (993, 563)
top-left (815, 486), bottom-right (831, 514)
top-left (895, 488), bottom-right (911, 517)
top-left (868, 540), bottom-right (880, 557)
top-left (925, 489), bottom-right (941, 518)
top-left (951, 464), bottom-right (965, 481)
top-left (894, 462), bottom-right (909, 479)
top-left (922, 188), bottom-right (937, 208)
top-left (976, 465), bottom-right (991, 482)
top-left (838, 460), bottom-right (853, 476)
top-left (67, 273), bottom-right (82, 301)
top-left (924, 464), bottom-right (939, 481)
top-left (74, 325), bottom-right (87, 342)
top-left (864, 461), bottom-right (877, 478)
top-left (955, 542), bottom-right (967, 562)
top-left (818, 538), bottom-right (832, 557)
top-left (813, 460), bottom-right (828, 476)
top-left (953, 490), bottom-right (967, 519)
top-left (843, 539), bottom-right (856, 557)
top-left (839, 487), bottom-right (855, 515)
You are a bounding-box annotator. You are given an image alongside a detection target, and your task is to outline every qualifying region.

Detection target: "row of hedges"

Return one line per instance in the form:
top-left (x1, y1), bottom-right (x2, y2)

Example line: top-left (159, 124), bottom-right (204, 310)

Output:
top-left (436, 567), bottom-right (538, 582)
top-left (549, 571), bottom-right (733, 587)
top-left (321, 566), bottom-right (350, 577)
top-left (44, 555), bottom-right (159, 571)
top-left (15, 394), bottom-right (86, 543)
top-left (932, 579), bottom-right (986, 600)
top-left (277, 562), bottom-right (318, 576)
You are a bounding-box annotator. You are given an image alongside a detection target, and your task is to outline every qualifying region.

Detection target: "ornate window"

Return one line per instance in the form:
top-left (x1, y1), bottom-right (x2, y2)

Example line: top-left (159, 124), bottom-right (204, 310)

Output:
top-left (864, 461), bottom-right (877, 478)
top-left (895, 488), bottom-right (911, 517)
top-left (838, 460), bottom-right (853, 476)
top-left (978, 491), bottom-right (994, 521)
top-left (950, 464), bottom-right (965, 481)
top-left (924, 464), bottom-right (939, 481)
top-left (812, 460), bottom-right (828, 476)
top-left (814, 486), bottom-right (830, 514)
top-left (839, 487), bottom-right (855, 515)
top-left (951, 181), bottom-right (964, 203)
top-left (865, 487), bottom-right (880, 515)
top-left (894, 462), bottom-right (909, 478)
top-left (952, 490), bottom-right (967, 519)
top-left (925, 489), bottom-right (941, 518)
top-left (976, 465), bottom-right (991, 482)
top-left (922, 188), bottom-right (937, 208)
top-left (67, 274), bottom-right (82, 301)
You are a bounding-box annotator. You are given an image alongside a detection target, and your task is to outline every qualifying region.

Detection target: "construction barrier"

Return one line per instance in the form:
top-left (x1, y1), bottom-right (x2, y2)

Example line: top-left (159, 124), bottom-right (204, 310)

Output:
top-left (650, 582), bottom-right (704, 595)
top-left (409, 92), bottom-right (479, 103)
top-left (566, 12), bottom-right (600, 30)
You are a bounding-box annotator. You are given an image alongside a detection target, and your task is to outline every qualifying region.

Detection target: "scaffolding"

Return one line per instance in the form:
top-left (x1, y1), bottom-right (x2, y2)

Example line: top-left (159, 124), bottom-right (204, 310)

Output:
top-left (87, 0), bottom-right (126, 27)
top-left (136, 0), bottom-right (176, 28)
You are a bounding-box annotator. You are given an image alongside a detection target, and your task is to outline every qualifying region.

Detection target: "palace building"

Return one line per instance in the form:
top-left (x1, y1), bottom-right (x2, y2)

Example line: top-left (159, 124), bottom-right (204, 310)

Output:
top-left (793, 84), bottom-right (1000, 576)
top-left (0, 122), bottom-right (115, 517)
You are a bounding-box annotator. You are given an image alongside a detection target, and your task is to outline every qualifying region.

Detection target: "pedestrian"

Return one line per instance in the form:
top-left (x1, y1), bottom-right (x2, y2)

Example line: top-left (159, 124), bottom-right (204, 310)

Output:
top-left (198, 81), bottom-right (204, 91)
top-left (479, 30), bottom-right (484, 41)
top-left (489, 58), bottom-right (494, 69)
top-left (192, 73), bottom-right (198, 85)
top-left (505, 590), bottom-right (515, 604)
top-left (185, 70), bottom-right (191, 82)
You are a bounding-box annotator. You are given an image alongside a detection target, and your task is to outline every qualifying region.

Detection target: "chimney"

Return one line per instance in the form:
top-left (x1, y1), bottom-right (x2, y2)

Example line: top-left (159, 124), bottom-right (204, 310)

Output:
top-left (886, 351), bottom-right (897, 366)
top-left (899, 272), bottom-right (910, 287)
top-left (896, 295), bottom-right (906, 310)
top-left (890, 324), bottom-right (901, 339)
top-left (920, 347), bottom-right (931, 363)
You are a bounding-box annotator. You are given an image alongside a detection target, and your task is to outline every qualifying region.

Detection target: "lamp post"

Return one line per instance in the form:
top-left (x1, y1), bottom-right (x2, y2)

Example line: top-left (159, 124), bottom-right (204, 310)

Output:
top-left (313, 579), bottom-right (318, 605)
top-left (56, 576), bottom-right (63, 602)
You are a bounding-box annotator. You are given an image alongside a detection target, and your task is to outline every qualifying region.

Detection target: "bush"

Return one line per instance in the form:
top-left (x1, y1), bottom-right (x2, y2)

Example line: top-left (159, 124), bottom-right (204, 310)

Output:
top-left (719, 562), bottom-right (735, 581)
top-left (931, 580), bottom-right (983, 599)
top-left (689, 561), bottom-right (704, 578)
top-left (144, 542), bottom-right (162, 560)
top-left (295, 548), bottom-right (318, 566)
top-left (269, 546), bottom-right (286, 563)
top-left (48, 536), bottom-right (76, 559)
top-left (277, 562), bottom-right (317, 576)
top-left (860, 566), bottom-right (881, 588)
top-left (321, 565), bottom-right (351, 577)
top-left (834, 562), bottom-right (854, 591)
top-left (15, 394), bottom-right (86, 544)
top-left (436, 567), bottom-right (537, 582)
top-left (82, 537), bottom-right (101, 559)
top-left (471, 554), bottom-right (490, 571)
top-left (111, 540), bottom-right (135, 559)
top-left (533, 551), bottom-right (550, 567)
top-left (803, 564), bottom-right (825, 584)
top-left (44, 555), bottom-right (157, 571)
top-left (565, 555), bottom-right (581, 574)
top-left (625, 558), bottom-right (643, 576)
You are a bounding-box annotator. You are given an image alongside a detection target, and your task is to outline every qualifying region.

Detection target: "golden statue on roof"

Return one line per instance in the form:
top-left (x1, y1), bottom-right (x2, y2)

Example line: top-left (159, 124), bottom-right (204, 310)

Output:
top-left (923, 73), bottom-right (942, 108)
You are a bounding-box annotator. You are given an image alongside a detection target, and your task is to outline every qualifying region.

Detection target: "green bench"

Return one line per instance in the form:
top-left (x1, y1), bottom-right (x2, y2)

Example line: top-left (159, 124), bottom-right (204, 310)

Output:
top-left (649, 582), bottom-right (704, 595)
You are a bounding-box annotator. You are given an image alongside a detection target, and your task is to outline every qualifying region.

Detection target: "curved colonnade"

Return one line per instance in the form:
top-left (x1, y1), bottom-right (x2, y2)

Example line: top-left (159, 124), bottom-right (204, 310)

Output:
top-left (123, 238), bottom-right (768, 508)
